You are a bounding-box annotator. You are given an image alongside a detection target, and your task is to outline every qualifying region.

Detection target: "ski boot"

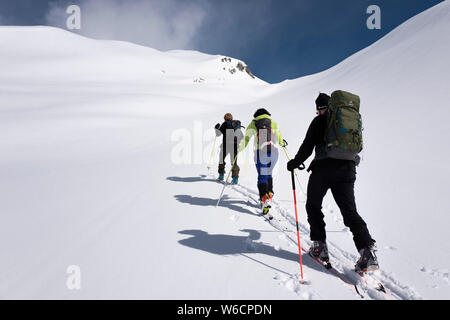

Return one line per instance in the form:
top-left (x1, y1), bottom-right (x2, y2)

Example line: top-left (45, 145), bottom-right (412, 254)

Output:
top-left (231, 177), bottom-right (239, 185)
top-left (261, 192), bottom-right (273, 215)
top-left (355, 244), bottom-right (379, 273)
top-left (308, 241), bottom-right (330, 267)
top-left (218, 174), bottom-right (224, 181)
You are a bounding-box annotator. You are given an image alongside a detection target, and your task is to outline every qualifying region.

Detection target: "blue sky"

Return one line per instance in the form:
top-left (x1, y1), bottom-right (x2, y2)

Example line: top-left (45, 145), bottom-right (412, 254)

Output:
top-left (0, 0), bottom-right (443, 83)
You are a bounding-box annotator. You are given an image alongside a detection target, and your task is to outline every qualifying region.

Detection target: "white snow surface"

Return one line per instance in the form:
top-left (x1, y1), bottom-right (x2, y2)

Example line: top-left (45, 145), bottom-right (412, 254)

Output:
top-left (1, 1), bottom-right (449, 299)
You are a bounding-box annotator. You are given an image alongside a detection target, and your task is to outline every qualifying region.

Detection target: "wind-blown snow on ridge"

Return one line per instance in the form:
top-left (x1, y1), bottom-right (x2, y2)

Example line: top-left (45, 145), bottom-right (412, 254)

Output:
top-left (0, 2), bottom-right (449, 299)
top-left (0, 26), bottom-right (264, 86)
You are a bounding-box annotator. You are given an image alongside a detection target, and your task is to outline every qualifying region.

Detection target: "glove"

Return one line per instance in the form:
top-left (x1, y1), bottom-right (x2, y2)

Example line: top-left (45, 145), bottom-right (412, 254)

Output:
top-left (282, 139), bottom-right (288, 147)
top-left (287, 160), bottom-right (296, 172)
top-left (215, 123), bottom-right (220, 130)
top-left (287, 160), bottom-right (305, 171)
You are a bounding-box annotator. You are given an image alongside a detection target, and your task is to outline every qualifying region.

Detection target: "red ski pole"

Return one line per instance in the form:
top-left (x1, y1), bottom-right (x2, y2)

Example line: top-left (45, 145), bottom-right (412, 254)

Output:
top-left (291, 168), bottom-right (306, 283)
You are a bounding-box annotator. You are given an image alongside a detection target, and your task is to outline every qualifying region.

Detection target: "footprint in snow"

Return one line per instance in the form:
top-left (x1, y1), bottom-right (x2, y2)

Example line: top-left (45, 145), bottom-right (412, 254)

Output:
top-left (230, 214), bottom-right (239, 222)
top-left (420, 267), bottom-right (450, 284)
top-left (274, 273), bottom-right (315, 299)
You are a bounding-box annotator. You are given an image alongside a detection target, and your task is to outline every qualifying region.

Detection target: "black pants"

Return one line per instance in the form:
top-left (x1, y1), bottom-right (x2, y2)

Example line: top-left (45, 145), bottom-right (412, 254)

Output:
top-left (306, 166), bottom-right (375, 251)
top-left (218, 144), bottom-right (240, 178)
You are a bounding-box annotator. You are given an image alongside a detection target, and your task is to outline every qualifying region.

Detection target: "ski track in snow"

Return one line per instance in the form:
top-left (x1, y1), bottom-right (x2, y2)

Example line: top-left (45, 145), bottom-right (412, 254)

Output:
top-left (205, 172), bottom-right (422, 300)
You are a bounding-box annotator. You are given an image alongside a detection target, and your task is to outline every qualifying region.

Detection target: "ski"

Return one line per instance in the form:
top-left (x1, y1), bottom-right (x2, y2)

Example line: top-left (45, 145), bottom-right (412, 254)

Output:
top-left (301, 247), bottom-right (365, 299)
top-left (245, 193), bottom-right (291, 230)
top-left (231, 184), bottom-right (277, 222)
top-left (305, 247), bottom-right (395, 299)
top-left (355, 271), bottom-right (393, 297)
top-left (261, 212), bottom-right (274, 221)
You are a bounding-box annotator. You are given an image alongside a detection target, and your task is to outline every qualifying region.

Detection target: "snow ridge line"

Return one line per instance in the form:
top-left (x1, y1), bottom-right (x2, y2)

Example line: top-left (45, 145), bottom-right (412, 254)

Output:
top-left (209, 173), bottom-right (420, 300)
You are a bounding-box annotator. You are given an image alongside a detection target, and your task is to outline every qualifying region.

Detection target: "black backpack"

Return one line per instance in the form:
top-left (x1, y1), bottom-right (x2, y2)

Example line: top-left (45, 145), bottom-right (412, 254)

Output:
top-left (225, 120), bottom-right (243, 143)
top-left (254, 118), bottom-right (272, 153)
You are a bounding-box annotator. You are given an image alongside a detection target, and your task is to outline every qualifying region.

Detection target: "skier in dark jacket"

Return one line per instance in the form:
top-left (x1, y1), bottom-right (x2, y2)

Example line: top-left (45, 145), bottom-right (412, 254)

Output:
top-left (215, 113), bottom-right (243, 184)
top-left (287, 93), bottom-right (378, 272)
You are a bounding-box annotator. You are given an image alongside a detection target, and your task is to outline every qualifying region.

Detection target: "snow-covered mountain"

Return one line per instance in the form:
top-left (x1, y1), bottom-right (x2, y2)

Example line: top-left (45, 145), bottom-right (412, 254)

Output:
top-left (0, 26), bottom-right (261, 84)
top-left (0, 1), bottom-right (449, 299)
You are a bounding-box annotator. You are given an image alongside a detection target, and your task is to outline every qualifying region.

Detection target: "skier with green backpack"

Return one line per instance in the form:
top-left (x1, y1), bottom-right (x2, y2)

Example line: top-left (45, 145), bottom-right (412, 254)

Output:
top-left (287, 91), bottom-right (378, 273)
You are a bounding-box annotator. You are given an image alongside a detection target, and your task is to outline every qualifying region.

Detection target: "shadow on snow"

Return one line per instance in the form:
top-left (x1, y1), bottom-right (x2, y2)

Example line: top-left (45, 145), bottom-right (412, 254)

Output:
top-left (178, 229), bottom-right (323, 275)
top-left (167, 175), bottom-right (216, 183)
top-left (174, 194), bottom-right (259, 216)
top-left (169, 175), bottom-right (327, 275)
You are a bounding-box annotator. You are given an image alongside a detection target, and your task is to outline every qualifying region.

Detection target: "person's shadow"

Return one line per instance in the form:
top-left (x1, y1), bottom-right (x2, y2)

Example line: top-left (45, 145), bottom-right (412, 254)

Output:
top-left (174, 194), bottom-right (259, 216)
top-left (168, 175), bottom-right (259, 216)
top-left (167, 175), bottom-right (216, 183)
top-left (178, 229), bottom-right (296, 274)
top-left (178, 229), bottom-right (321, 275)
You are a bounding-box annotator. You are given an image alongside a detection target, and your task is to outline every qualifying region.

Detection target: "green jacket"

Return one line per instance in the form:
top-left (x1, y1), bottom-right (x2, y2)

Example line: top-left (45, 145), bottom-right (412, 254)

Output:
top-left (238, 114), bottom-right (284, 152)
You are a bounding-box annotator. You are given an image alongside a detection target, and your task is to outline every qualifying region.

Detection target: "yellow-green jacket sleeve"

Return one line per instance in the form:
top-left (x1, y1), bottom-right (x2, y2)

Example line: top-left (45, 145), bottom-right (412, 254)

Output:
top-left (238, 121), bottom-right (256, 152)
top-left (271, 120), bottom-right (284, 146)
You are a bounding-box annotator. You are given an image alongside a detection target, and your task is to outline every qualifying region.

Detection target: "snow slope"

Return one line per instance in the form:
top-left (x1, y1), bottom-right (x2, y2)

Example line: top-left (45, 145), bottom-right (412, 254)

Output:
top-left (0, 1), bottom-right (449, 299)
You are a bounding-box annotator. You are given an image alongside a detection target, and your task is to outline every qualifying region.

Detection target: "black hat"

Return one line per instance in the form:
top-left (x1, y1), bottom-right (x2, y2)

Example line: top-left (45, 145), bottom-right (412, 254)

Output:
top-left (253, 108), bottom-right (271, 118)
top-left (315, 93), bottom-right (330, 110)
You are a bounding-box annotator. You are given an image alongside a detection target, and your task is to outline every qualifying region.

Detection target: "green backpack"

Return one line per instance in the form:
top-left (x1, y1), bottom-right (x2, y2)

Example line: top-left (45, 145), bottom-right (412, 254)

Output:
top-left (323, 90), bottom-right (363, 162)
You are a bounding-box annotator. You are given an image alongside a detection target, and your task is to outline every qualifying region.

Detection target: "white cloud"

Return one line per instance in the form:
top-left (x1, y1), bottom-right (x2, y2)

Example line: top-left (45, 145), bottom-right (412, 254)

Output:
top-left (45, 0), bottom-right (207, 51)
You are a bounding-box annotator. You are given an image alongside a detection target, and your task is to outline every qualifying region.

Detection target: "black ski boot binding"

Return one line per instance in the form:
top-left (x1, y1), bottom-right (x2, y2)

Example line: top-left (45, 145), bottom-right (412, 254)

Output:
top-left (309, 241), bottom-right (330, 268)
top-left (355, 244), bottom-right (379, 273)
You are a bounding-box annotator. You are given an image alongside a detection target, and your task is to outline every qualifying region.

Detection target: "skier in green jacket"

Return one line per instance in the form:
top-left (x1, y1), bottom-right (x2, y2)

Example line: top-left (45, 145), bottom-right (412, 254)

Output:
top-left (238, 108), bottom-right (286, 215)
